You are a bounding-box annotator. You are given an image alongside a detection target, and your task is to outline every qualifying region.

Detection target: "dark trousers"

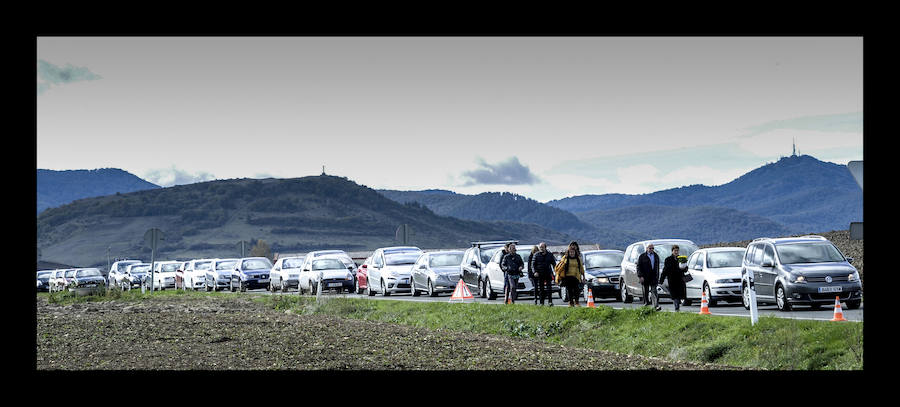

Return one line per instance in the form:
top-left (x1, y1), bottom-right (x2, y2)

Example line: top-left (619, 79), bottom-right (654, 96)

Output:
top-left (535, 273), bottom-right (553, 304)
top-left (642, 283), bottom-right (659, 308)
top-left (506, 274), bottom-right (520, 303)
top-left (563, 276), bottom-right (580, 304)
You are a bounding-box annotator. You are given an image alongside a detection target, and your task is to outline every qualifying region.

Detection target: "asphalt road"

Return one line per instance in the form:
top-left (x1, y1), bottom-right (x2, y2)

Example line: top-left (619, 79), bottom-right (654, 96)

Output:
top-left (240, 286), bottom-right (864, 322)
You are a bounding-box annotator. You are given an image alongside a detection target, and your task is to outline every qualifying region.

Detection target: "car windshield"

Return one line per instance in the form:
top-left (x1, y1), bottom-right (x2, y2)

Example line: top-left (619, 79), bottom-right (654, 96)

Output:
top-left (131, 265), bottom-right (150, 273)
top-left (314, 251), bottom-right (344, 257)
top-left (117, 262), bottom-right (138, 272)
top-left (76, 269), bottom-right (102, 278)
top-left (242, 259), bottom-right (272, 270)
top-left (584, 252), bottom-right (624, 269)
top-left (776, 243), bottom-right (845, 264)
top-left (313, 259), bottom-right (345, 271)
top-left (430, 253), bottom-right (464, 267)
top-left (649, 243), bottom-right (698, 260)
top-left (195, 261), bottom-right (212, 271)
top-left (385, 252), bottom-right (422, 266)
top-left (161, 263), bottom-right (179, 272)
top-left (480, 247), bottom-right (502, 264)
top-left (38, 271), bottom-right (52, 278)
top-left (283, 258), bottom-right (304, 269)
top-left (707, 251), bottom-right (744, 268)
top-left (215, 261), bottom-right (237, 270)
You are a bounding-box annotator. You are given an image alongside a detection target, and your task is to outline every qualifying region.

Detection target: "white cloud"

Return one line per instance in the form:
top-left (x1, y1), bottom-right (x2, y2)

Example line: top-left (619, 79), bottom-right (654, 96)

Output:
top-left (142, 166), bottom-right (216, 187)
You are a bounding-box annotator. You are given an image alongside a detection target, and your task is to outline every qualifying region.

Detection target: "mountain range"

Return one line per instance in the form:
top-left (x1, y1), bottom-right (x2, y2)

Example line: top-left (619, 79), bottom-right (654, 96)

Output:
top-left (36, 154), bottom-right (862, 268)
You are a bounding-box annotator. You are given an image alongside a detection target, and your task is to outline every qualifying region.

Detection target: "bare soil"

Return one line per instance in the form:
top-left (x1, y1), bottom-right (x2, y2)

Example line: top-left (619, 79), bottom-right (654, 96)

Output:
top-left (36, 295), bottom-right (740, 371)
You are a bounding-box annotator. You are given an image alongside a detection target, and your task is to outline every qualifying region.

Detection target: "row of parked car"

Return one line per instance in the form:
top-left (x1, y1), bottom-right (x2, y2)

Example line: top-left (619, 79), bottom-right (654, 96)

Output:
top-left (37, 235), bottom-right (862, 311)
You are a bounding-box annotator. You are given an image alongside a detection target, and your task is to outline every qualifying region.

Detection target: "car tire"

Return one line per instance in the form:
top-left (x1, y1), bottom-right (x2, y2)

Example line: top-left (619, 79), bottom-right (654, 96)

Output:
top-left (485, 278), bottom-right (496, 300)
top-left (366, 283), bottom-right (374, 296)
top-left (775, 284), bottom-right (792, 312)
top-left (478, 279), bottom-right (485, 298)
top-left (846, 299), bottom-right (861, 310)
top-left (310, 280), bottom-right (317, 296)
top-left (428, 280), bottom-right (436, 297)
top-left (704, 283), bottom-right (717, 307)
top-left (742, 284), bottom-right (752, 310)
top-left (411, 279), bottom-right (420, 297)
top-left (380, 280), bottom-right (390, 296)
top-left (620, 280), bottom-right (633, 303)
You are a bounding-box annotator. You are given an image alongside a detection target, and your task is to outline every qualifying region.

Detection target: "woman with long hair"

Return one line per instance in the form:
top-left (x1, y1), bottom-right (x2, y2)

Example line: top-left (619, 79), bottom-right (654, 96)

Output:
top-left (555, 241), bottom-right (585, 307)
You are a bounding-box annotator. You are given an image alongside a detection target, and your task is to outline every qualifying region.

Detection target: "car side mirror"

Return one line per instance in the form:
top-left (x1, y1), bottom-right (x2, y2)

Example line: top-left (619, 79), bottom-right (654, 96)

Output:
top-left (361, 264), bottom-right (367, 269)
top-left (761, 260), bottom-right (774, 268)
top-left (470, 261), bottom-right (478, 268)
top-left (846, 257), bottom-right (854, 264)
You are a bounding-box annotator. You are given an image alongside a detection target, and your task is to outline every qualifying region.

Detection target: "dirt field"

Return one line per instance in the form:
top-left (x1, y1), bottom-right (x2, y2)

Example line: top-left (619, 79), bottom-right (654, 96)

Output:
top-left (36, 295), bottom-right (740, 371)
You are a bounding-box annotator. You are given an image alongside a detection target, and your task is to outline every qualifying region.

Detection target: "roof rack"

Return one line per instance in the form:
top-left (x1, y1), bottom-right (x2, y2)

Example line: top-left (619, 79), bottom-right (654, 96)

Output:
top-left (751, 237), bottom-right (772, 242)
top-left (471, 240), bottom-right (518, 248)
top-left (797, 235), bottom-right (826, 240)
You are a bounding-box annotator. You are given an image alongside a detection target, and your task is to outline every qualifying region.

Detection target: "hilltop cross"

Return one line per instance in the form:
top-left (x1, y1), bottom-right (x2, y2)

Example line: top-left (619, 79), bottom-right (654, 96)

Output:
top-left (322, 165), bottom-right (326, 176)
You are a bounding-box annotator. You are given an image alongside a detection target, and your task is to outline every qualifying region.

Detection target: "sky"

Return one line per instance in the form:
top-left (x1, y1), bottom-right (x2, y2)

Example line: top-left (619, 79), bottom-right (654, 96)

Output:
top-left (36, 36), bottom-right (863, 203)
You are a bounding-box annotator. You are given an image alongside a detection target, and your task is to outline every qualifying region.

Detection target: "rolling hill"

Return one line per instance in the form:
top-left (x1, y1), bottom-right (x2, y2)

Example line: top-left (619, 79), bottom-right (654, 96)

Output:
top-left (37, 168), bottom-right (160, 214)
top-left (36, 175), bottom-right (577, 268)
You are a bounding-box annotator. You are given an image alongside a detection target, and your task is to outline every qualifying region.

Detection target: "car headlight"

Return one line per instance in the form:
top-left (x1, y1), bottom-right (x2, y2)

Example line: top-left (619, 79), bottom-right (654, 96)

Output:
top-left (848, 272), bottom-right (859, 282)
top-left (792, 275), bottom-right (806, 283)
top-left (596, 277), bottom-right (609, 284)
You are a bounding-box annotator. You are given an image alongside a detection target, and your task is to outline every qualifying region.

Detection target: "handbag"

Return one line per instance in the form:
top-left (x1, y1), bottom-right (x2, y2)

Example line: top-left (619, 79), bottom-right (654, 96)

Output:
top-left (682, 272), bottom-right (693, 283)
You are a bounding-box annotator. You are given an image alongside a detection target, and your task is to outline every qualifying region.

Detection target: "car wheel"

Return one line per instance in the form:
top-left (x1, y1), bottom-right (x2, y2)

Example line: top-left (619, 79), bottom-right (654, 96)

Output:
top-left (846, 299), bottom-right (861, 310)
top-left (742, 284), bottom-right (752, 310)
top-left (310, 280), bottom-right (317, 296)
top-left (620, 280), bottom-right (633, 303)
top-left (478, 279), bottom-right (485, 298)
top-left (381, 280), bottom-right (390, 296)
top-left (411, 279), bottom-right (420, 296)
top-left (366, 283), bottom-right (374, 296)
top-left (428, 280), bottom-right (436, 297)
top-left (485, 278), bottom-right (496, 300)
top-left (704, 283), bottom-right (717, 307)
top-left (775, 284), bottom-right (792, 311)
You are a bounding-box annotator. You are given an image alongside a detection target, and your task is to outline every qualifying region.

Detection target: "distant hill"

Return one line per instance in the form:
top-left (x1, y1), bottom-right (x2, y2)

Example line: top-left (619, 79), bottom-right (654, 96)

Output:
top-left (547, 155), bottom-right (862, 234)
top-left (36, 175), bottom-right (577, 268)
top-left (378, 189), bottom-right (645, 248)
top-left (37, 168), bottom-right (160, 214)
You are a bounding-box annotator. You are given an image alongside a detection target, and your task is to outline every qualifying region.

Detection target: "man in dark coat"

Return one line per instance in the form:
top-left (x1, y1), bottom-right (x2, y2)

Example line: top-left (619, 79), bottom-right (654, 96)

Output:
top-left (659, 245), bottom-right (686, 311)
top-left (636, 243), bottom-right (661, 310)
top-left (530, 242), bottom-right (557, 306)
top-left (501, 244), bottom-right (525, 304)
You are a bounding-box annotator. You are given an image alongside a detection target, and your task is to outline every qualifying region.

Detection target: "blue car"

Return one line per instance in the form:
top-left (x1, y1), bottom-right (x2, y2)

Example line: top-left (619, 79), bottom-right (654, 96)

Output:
top-left (231, 257), bottom-right (273, 292)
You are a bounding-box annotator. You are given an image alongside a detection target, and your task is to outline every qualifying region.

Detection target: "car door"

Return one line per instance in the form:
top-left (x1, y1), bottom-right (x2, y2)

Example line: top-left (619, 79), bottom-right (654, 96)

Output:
top-left (684, 251), bottom-right (702, 298)
top-left (369, 251), bottom-right (385, 292)
top-left (744, 244), bottom-right (766, 301)
top-left (758, 244), bottom-right (777, 299)
top-left (460, 249), bottom-right (474, 290)
top-left (411, 254), bottom-right (425, 290)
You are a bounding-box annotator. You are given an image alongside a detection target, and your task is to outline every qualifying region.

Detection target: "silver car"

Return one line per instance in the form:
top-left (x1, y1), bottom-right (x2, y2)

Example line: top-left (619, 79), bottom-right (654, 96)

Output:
top-left (620, 239), bottom-right (699, 303)
top-left (410, 251), bottom-right (464, 297)
top-left (68, 268), bottom-right (107, 295)
top-left (365, 246), bottom-right (423, 296)
top-left (682, 247), bottom-right (745, 306)
top-left (206, 259), bottom-right (238, 291)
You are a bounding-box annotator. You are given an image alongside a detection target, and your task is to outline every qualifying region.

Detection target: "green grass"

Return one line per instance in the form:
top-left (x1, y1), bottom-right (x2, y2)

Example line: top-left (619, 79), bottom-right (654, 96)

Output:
top-left (37, 290), bottom-right (863, 370)
top-left (253, 295), bottom-right (864, 370)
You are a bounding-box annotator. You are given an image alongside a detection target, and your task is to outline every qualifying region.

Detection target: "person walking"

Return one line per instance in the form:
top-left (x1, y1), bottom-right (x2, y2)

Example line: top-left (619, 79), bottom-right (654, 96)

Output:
top-left (530, 242), bottom-right (557, 306)
top-left (637, 243), bottom-right (661, 310)
top-left (502, 243), bottom-right (525, 304)
top-left (659, 245), bottom-right (686, 311)
top-left (499, 243), bottom-right (511, 303)
top-left (555, 241), bottom-right (585, 307)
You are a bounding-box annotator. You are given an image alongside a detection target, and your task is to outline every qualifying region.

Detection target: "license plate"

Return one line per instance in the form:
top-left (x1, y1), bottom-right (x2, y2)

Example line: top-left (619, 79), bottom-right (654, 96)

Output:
top-left (85, 284), bottom-right (96, 288)
top-left (327, 283), bottom-right (342, 288)
top-left (818, 286), bottom-right (842, 293)
top-left (401, 278), bottom-right (409, 284)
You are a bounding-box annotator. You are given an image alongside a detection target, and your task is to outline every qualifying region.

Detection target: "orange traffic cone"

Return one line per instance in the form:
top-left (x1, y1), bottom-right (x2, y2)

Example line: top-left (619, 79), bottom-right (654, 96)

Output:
top-left (586, 288), bottom-right (596, 308)
top-left (830, 296), bottom-right (848, 321)
top-left (698, 289), bottom-right (712, 315)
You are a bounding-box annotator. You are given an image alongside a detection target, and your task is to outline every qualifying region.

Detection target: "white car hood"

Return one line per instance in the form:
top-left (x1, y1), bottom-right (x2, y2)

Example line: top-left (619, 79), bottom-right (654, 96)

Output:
top-left (381, 265), bottom-right (413, 277)
top-left (319, 269), bottom-right (351, 279)
top-left (706, 266), bottom-right (742, 279)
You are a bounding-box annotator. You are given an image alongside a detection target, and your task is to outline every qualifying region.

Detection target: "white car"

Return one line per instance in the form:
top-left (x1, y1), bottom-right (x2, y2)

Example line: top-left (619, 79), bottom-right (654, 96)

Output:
top-left (48, 269), bottom-right (71, 293)
top-left (364, 246), bottom-right (423, 296)
top-left (182, 259), bottom-right (213, 290)
top-left (482, 246), bottom-right (534, 301)
top-left (107, 260), bottom-right (143, 288)
top-left (151, 261), bottom-right (180, 290)
top-left (206, 258), bottom-right (238, 291)
top-left (681, 247), bottom-right (746, 306)
top-left (270, 256), bottom-right (304, 292)
top-left (298, 255), bottom-right (355, 295)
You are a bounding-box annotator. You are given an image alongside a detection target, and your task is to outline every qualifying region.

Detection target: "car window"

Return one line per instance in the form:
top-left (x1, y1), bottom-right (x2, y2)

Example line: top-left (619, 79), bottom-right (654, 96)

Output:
top-left (216, 261), bottom-right (237, 270)
top-left (283, 258), bottom-right (304, 269)
top-left (481, 248), bottom-right (501, 264)
top-left (707, 251), bottom-right (744, 268)
top-left (584, 252), bottom-right (624, 269)
top-left (751, 244), bottom-right (765, 265)
top-left (76, 269), bottom-right (102, 277)
top-left (373, 253), bottom-right (384, 268)
top-left (195, 261), bottom-right (212, 271)
top-left (242, 259), bottom-right (273, 270)
top-left (161, 263), bottom-right (179, 272)
top-left (762, 245), bottom-right (775, 265)
top-left (687, 252), bottom-right (699, 270)
top-left (313, 259), bottom-right (345, 271)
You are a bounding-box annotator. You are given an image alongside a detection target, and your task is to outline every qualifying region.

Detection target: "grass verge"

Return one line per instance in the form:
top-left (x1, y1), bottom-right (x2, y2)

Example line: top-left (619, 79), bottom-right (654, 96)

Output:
top-left (255, 295), bottom-right (864, 370)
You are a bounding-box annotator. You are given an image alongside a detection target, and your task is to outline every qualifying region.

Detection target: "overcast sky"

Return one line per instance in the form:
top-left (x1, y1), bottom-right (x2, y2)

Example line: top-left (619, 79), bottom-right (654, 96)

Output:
top-left (36, 36), bottom-right (863, 202)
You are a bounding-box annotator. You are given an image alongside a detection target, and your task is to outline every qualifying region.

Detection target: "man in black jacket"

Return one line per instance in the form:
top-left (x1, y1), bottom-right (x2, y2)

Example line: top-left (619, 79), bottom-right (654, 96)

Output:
top-left (530, 242), bottom-right (557, 306)
top-left (636, 243), bottom-right (661, 310)
top-left (501, 243), bottom-right (525, 304)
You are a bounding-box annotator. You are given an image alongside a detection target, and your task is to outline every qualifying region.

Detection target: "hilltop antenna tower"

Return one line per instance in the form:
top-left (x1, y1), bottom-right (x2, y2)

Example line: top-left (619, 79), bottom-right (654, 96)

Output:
top-left (792, 138), bottom-right (797, 157)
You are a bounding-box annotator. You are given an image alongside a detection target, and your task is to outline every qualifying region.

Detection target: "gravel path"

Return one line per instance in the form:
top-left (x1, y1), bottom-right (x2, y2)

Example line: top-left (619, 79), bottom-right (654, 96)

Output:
top-left (36, 295), bottom-right (740, 371)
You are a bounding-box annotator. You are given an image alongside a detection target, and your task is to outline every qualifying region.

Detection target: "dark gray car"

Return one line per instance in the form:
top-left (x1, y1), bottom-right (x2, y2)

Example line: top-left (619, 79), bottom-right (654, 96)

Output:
top-left (620, 239), bottom-right (698, 303)
top-left (741, 235), bottom-right (862, 311)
